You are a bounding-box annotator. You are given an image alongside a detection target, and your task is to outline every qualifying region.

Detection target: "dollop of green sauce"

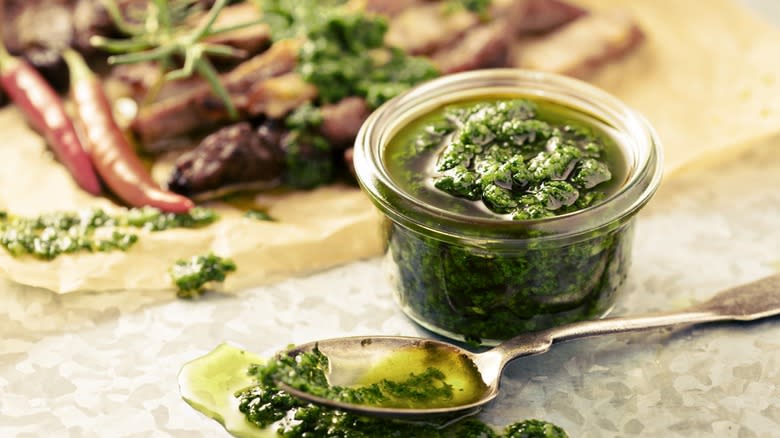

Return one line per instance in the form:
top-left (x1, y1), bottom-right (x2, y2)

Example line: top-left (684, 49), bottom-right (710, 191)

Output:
top-left (233, 348), bottom-right (567, 438)
top-left (0, 207), bottom-right (218, 260)
top-left (170, 252), bottom-right (236, 299)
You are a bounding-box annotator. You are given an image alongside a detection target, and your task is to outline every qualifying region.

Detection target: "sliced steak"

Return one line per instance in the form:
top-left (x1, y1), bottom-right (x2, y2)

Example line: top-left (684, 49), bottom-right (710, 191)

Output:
top-left (131, 39), bottom-right (301, 146)
top-left (167, 122), bottom-right (285, 197)
top-left (432, 20), bottom-right (511, 74)
top-left (198, 2), bottom-right (270, 57)
top-left (511, 9), bottom-right (644, 78)
top-left (431, 0), bottom-right (528, 74)
top-left (318, 97), bottom-right (370, 147)
top-left (385, 2), bottom-right (479, 55)
top-left (513, 0), bottom-right (586, 34)
top-left (109, 62), bottom-right (206, 103)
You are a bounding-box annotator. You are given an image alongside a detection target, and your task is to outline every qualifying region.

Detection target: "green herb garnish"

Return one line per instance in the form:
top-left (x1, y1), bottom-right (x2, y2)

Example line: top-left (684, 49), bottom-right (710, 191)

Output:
top-left (244, 209), bottom-right (274, 221)
top-left (93, 0), bottom-right (262, 118)
top-left (0, 207), bottom-right (219, 260)
top-left (170, 252), bottom-right (236, 298)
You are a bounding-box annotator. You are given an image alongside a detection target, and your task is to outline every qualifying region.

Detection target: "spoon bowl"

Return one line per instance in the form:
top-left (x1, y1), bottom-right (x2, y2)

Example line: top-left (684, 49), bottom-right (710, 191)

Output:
top-left (278, 273), bottom-right (780, 420)
top-left (281, 337), bottom-right (492, 420)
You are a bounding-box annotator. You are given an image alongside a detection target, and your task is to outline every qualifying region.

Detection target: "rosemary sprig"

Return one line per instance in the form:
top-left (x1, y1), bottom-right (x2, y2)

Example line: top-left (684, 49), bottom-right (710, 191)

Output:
top-left (92, 0), bottom-right (263, 119)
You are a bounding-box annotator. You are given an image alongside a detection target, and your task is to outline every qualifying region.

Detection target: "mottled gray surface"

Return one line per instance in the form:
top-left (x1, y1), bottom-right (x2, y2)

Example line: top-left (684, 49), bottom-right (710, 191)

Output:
top-left (4, 3), bottom-right (780, 436)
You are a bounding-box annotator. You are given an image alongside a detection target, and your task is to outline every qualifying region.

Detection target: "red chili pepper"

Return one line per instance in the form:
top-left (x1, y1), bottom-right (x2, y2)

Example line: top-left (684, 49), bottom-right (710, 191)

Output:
top-left (62, 49), bottom-right (194, 213)
top-left (0, 47), bottom-right (101, 195)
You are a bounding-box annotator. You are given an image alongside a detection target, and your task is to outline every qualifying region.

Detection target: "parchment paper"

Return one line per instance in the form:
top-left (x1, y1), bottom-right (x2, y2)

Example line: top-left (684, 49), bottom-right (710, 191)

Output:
top-left (1, 0), bottom-right (778, 294)
top-left (577, 0), bottom-right (780, 173)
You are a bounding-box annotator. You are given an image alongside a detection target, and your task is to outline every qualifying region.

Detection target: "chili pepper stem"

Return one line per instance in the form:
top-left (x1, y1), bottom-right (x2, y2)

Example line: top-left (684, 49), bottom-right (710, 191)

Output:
top-left (62, 49), bottom-right (94, 84)
top-left (0, 40), bottom-right (18, 72)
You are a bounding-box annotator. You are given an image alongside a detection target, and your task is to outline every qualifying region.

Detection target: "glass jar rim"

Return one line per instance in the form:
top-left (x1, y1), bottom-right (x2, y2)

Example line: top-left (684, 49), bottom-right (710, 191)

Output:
top-left (354, 69), bottom-right (663, 246)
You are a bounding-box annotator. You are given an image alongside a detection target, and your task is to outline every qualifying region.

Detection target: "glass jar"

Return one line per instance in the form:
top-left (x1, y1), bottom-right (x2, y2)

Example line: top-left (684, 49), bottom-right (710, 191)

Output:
top-left (353, 69), bottom-right (663, 345)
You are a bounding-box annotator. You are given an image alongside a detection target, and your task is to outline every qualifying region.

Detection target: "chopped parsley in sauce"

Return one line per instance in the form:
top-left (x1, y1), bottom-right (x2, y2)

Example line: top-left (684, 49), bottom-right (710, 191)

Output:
top-left (233, 347), bottom-right (567, 437)
top-left (387, 98), bottom-right (623, 220)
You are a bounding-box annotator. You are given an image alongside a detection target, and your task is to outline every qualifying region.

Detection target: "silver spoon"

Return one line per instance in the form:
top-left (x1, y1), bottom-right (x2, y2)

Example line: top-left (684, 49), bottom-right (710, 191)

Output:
top-left (278, 273), bottom-right (780, 420)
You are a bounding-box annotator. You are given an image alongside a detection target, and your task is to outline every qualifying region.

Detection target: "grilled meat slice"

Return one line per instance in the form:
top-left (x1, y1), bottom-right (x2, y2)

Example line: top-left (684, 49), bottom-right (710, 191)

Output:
top-left (131, 39), bottom-right (301, 146)
top-left (432, 20), bottom-right (511, 74)
top-left (109, 62), bottom-right (206, 103)
top-left (430, 0), bottom-right (530, 74)
top-left (318, 97), bottom-right (370, 147)
top-left (167, 122), bottom-right (285, 197)
top-left (198, 2), bottom-right (270, 57)
top-left (511, 9), bottom-right (644, 78)
top-left (167, 96), bottom-right (370, 196)
top-left (246, 73), bottom-right (319, 119)
top-left (385, 2), bottom-right (479, 55)
top-left (514, 0), bottom-right (586, 34)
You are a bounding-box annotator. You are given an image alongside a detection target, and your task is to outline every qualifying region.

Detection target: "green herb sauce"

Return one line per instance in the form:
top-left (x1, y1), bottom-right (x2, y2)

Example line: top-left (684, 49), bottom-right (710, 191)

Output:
top-left (180, 344), bottom-right (567, 438)
top-left (382, 97), bottom-right (632, 344)
top-left (260, 0), bottom-right (439, 189)
top-left (263, 344), bottom-right (487, 410)
top-left (227, 345), bottom-right (567, 438)
top-left (0, 207), bottom-right (218, 260)
top-left (386, 98), bottom-right (626, 220)
top-left (388, 223), bottom-right (632, 343)
top-left (170, 252), bottom-right (236, 299)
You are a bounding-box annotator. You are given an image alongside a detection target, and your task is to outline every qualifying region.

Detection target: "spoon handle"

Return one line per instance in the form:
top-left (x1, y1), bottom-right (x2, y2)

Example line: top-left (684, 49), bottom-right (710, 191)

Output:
top-left (495, 273), bottom-right (780, 364)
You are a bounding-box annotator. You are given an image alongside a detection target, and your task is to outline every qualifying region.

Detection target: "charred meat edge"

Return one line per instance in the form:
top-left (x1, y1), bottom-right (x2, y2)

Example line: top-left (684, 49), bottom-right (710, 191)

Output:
top-left (167, 121), bottom-right (285, 198)
top-left (167, 97), bottom-right (370, 197)
top-left (131, 39), bottom-right (301, 146)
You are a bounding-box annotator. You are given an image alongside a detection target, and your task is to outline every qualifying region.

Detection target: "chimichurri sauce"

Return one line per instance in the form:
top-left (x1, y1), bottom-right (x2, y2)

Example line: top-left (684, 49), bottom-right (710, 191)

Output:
top-left (264, 344), bottom-right (488, 410)
top-left (231, 346), bottom-right (567, 438)
top-left (171, 252), bottom-right (236, 299)
top-left (380, 97), bottom-right (633, 344)
top-left (0, 207), bottom-right (218, 260)
top-left (385, 98), bottom-right (627, 220)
